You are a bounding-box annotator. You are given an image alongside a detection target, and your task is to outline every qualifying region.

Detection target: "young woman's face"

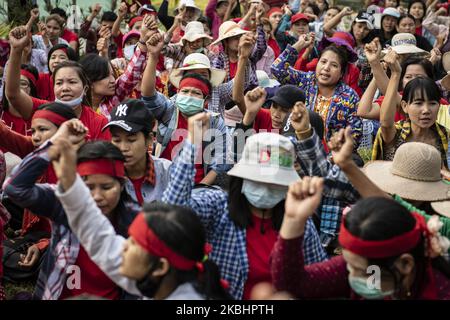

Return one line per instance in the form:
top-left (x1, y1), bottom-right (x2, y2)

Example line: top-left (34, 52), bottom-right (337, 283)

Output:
top-left (409, 2), bottom-right (424, 20)
top-left (92, 65), bottom-right (116, 97)
top-left (402, 93), bottom-right (440, 129)
top-left (352, 22), bottom-right (370, 41)
top-left (397, 17), bottom-right (416, 34)
top-left (185, 38), bottom-right (205, 54)
top-left (111, 128), bottom-right (150, 172)
top-left (270, 104), bottom-right (290, 129)
top-left (49, 49), bottom-right (69, 73)
top-left (225, 35), bottom-right (241, 52)
top-left (382, 16), bottom-right (397, 33)
top-left (120, 237), bottom-right (152, 279)
top-left (316, 50), bottom-right (342, 87)
top-left (385, 0), bottom-right (398, 8)
top-left (20, 75), bottom-right (31, 95)
top-left (291, 20), bottom-right (309, 36)
top-left (402, 64), bottom-right (427, 88)
top-left (53, 67), bottom-right (86, 103)
top-left (269, 12), bottom-right (283, 29)
top-left (46, 19), bottom-right (63, 41)
top-left (83, 174), bottom-right (122, 216)
top-left (323, 8), bottom-right (339, 24)
top-left (342, 249), bottom-right (397, 296)
top-left (31, 118), bottom-right (58, 147)
top-left (183, 7), bottom-right (198, 24)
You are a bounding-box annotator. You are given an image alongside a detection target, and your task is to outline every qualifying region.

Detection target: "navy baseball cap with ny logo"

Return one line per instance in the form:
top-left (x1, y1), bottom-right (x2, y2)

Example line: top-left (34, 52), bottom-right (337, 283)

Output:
top-left (102, 99), bottom-right (154, 133)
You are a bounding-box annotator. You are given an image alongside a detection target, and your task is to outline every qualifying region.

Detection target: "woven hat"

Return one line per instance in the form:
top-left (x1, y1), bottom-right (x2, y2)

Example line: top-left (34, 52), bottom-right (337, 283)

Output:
top-left (169, 53), bottom-right (226, 87)
top-left (180, 21), bottom-right (212, 44)
top-left (227, 132), bottom-right (300, 186)
top-left (383, 33), bottom-right (426, 55)
top-left (364, 142), bottom-right (450, 201)
top-left (212, 21), bottom-right (249, 45)
top-left (431, 200), bottom-right (450, 218)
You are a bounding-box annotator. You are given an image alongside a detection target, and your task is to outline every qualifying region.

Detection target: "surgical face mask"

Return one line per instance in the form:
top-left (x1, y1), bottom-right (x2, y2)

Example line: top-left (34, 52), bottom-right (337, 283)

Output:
top-left (55, 92), bottom-right (84, 108)
top-left (175, 94), bottom-right (204, 116)
top-left (241, 179), bottom-right (287, 209)
top-left (348, 276), bottom-right (394, 300)
top-left (124, 44), bottom-right (136, 61)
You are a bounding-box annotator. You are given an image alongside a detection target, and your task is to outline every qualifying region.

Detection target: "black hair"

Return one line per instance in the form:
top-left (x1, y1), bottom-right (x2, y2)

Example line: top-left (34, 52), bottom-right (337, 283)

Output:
top-left (101, 11), bottom-right (118, 23)
top-left (345, 197), bottom-right (450, 298)
top-left (36, 102), bottom-right (77, 125)
top-left (306, 3), bottom-right (321, 17)
top-left (50, 7), bottom-right (68, 20)
top-left (320, 1), bottom-right (330, 13)
top-left (398, 14), bottom-right (416, 26)
top-left (380, 14), bottom-right (398, 41)
top-left (48, 44), bottom-right (79, 73)
top-left (52, 61), bottom-right (92, 106)
top-left (227, 176), bottom-right (285, 231)
top-left (142, 202), bottom-right (233, 300)
top-left (408, 0), bottom-right (426, 21)
top-left (399, 56), bottom-right (434, 90)
top-left (401, 76), bottom-right (441, 104)
top-left (319, 45), bottom-right (349, 77)
top-left (79, 53), bottom-right (111, 83)
top-left (77, 140), bottom-right (125, 163)
top-left (2, 64), bottom-right (38, 112)
top-left (198, 16), bottom-right (212, 30)
top-left (180, 73), bottom-right (213, 97)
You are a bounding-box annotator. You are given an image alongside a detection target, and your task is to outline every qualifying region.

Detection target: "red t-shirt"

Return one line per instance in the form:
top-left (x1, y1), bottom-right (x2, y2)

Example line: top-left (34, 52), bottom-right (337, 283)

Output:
top-left (415, 26), bottom-right (423, 36)
top-left (59, 246), bottom-right (121, 300)
top-left (268, 38), bottom-right (280, 59)
top-left (242, 214), bottom-right (278, 300)
top-left (31, 97), bottom-right (111, 141)
top-left (253, 109), bottom-right (274, 133)
top-left (0, 110), bottom-right (32, 136)
top-left (113, 33), bottom-right (124, 58)
top-left (61, 29), bottom-right (79, 44)
top-left (374, 94), bottom-right (449, 122)
top-left (160, 114), bottom-right (205, 183)
top-left (229, 61), bottom-right (238, 79)
top-left (130, 176), bottom-right (145, 206)
top-left (36, 73), bottom-right (55, 101)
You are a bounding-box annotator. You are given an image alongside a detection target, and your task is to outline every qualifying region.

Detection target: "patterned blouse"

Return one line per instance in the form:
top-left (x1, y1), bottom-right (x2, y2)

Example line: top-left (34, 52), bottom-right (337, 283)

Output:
top-left (271, 44), bottom-right (363, 146)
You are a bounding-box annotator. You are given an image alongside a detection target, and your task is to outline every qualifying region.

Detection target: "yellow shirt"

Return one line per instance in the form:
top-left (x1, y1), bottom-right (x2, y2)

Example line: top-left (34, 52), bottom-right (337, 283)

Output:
top-left (437, 104), bottom-right (450, 130)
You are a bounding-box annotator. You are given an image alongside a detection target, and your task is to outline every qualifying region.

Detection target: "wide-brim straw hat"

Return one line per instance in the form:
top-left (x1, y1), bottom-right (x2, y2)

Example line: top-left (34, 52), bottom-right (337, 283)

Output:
top-left (382, 33), bottom-right (427, 55)
top-left (169, 53), bottom-right (226, 87)
top-left (179, 21), bottom-right (213, 44)
top-left (227, 132), bottom-right (300, 186)
top-left (431, 201), bottom-right (450, 218)
top-left (212, 21), bottom-right (249, 45)
top-left (363, 142), bottom-right (450, 202)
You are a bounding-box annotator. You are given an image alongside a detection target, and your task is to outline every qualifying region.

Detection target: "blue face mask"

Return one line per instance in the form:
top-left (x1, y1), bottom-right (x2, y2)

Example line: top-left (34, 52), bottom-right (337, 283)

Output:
top-left (348, 276), bottom-right (394, 300)
top-left (123, 44), bottom-right (136, 61)
top-left (241, 179), bottom-right (287, 209)
top-left (175, 94), bottom-right (204, 116)
top-left (55, 92), bottom-right (84, 108)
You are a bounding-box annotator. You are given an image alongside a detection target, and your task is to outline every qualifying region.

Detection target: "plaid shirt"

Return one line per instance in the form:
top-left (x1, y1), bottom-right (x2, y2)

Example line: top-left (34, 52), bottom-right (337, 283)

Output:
top-left (161, 140), bottom-right (327, 300)
top-left (211, 24), bottom-right (267, 89)
top-left (3, 141), bottom-right (138, 299)
top-left (271, 44), bottom-right (363, 147)
top-left (291, 131), bottom-right (360, 240)
top-left (96, 47), bottom-right (147, 120)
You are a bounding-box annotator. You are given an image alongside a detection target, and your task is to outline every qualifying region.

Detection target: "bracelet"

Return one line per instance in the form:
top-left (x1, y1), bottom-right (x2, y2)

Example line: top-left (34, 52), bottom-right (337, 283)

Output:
top-left (295, 124), bottom-right (312, 135)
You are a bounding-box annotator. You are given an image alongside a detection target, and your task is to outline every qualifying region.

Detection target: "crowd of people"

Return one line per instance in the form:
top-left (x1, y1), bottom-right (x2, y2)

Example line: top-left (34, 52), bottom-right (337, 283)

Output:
top-left (0, 0), bottom-right (449, 300)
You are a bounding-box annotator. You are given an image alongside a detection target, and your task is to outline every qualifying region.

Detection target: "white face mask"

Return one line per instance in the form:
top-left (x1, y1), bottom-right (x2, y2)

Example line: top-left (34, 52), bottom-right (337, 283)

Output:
top-left (55, 92), bottom-right (84, 108)
top-left (123, 44), bottom-right (136, 61)
top-left (241, 179), bottom-right (287, 209)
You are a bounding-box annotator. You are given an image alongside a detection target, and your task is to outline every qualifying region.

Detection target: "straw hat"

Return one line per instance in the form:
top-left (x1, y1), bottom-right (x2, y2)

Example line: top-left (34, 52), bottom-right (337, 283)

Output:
top-left (364, 142), bottom-right (450, 202)
top-left (227, 132), bottom-right (300, 186)
top-left (212, 21), bottom-right (249, 45)
top-left (179, 21), bottom-right (212, 44)
top-left (431, 201), bottom-right (450, 218)
top-left (169, 53), bottom-right (226, 87)
top-left (383, 33), bottom-right (426, 55)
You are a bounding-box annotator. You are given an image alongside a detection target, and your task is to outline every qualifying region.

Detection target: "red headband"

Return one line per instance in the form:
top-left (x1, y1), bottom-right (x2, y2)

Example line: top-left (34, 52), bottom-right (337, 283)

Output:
top-left (128, 213), bottom-right (197, 271)
top-left (32, 110), bottom-right (67, 127)
top-left (339, 212), bottom-right (427, 259)
top-left (267, 7), bottom-right (282, 18)
top-left (20, 70), bottom-right (37, 88)
top-left (77, 158), bottom-right (125, 178)
top-left (179, 78), bottom-right (210, 96)
top-left (129, 16), bottom-right (143, 28)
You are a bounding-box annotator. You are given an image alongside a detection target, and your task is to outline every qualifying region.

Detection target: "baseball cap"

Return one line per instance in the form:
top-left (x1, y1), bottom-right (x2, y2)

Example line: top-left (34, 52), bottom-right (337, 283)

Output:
top-left (291, 13), bottom-right (310, 25)
top-left (355, 11), bottom-right (375, 30)
top-left (268, 85), bottom-right (306, 110)
top-left (102, 99), bottom-right (154, 133)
